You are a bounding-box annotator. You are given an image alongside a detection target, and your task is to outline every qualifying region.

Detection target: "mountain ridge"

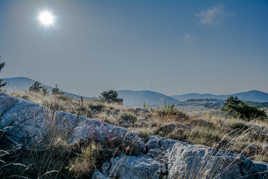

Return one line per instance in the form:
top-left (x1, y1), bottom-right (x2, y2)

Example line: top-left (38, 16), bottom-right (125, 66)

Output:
top-left (117, 90), bottom-right (180, 107)
top-left (172, 90), bottom-right (268, 102)
top-left (2, 77), bottom-right (268, 106)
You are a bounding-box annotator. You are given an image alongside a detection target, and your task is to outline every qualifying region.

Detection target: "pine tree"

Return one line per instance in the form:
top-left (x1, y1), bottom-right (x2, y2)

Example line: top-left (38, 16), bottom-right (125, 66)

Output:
top-left (29, 81), bottom-right (42, 92)
top-left (0, 57), bottom-right (7, 89)
top-left (52, 84), bottom-right (63, 95)
top-left (99, 90), bottom-right (123, 104)
top-left (42, 87), bottom-right (49, 96)
top-left (222, 96), bottom-right (267, 120)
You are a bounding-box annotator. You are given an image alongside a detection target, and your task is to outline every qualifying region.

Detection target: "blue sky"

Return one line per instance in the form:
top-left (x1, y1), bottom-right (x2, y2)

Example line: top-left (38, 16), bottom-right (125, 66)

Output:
top-left (0, 0), bottom-right (268, 96)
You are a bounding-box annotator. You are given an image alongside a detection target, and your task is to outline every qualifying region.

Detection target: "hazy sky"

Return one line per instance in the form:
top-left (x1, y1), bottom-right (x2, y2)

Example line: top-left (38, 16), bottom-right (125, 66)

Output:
top-left (1, 0), bottom-right (268, 96)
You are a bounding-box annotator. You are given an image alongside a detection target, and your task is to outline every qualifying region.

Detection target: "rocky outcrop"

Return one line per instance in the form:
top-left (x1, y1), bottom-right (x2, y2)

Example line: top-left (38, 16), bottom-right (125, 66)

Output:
top-left (100, 155), bottom-right (165, 179)
top-left (1, 93), bottom-right (268, 179)
top-left (94, 135), bottom-right (268, 179)
top-left (0, 93), bottom-right (145, 154)
top-left (167, 142), bottom-right (268, 179)
top-left (92, 136), bottom-right (268, 179)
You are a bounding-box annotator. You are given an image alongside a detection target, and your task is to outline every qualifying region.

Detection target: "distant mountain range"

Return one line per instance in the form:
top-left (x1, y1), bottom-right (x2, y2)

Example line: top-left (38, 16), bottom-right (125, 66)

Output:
top-left (119, 90), bottom-right (268, 106)
top-left (172, 90), bottom-right (268, 103)
top-left (2, 77), bottom-right (268, 107)
top-left (172, 93), bottom-right (226, 101)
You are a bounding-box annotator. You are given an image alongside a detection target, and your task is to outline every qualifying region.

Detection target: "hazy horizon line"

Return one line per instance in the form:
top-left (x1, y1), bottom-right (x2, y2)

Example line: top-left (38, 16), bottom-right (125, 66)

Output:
top-left (3, 76), bottom-right (268, 97)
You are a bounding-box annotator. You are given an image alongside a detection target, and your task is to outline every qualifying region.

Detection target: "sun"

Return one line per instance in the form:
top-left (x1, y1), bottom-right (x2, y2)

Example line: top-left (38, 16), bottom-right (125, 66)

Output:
top-left (38, 10), bottom-right (55, 27)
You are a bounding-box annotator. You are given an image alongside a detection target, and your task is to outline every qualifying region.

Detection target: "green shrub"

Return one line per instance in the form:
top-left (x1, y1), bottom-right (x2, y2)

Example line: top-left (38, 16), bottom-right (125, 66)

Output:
top-left (230, 122), bottom-right (248, 130)
top-left (73, 106), bottom-right (92, 118)
top-left (118, 112), bottom-right (137, 127)
top-left (22, 95), bottom-right (30, 100)
top-left (99, 90), bottom-right (123, 104)
top-left (223, 96), bottom-right (267, 121)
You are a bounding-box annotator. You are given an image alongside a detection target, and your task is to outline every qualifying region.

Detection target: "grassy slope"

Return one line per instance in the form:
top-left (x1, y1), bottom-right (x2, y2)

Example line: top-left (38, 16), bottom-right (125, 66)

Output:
top-left (1, 91), bottom-right (268, 178)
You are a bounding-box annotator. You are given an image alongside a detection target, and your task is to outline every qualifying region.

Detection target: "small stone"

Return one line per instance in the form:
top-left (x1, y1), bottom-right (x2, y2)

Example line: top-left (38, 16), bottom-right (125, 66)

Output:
top-left (146, 135), bottom-right (161, 151)
top-left (92, 169), bottom-right (109, 179)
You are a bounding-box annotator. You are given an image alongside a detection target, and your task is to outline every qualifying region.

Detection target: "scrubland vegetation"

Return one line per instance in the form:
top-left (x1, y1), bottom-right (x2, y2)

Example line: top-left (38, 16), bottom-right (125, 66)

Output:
top-left (0, 75), bottom-right (268, 178)
top-left (6, 90), bottom-right (268, 164)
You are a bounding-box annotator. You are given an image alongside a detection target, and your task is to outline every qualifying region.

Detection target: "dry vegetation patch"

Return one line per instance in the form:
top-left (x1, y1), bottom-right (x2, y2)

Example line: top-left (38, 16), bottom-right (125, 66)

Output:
top-left (6, 91), bottom-right (268, 163)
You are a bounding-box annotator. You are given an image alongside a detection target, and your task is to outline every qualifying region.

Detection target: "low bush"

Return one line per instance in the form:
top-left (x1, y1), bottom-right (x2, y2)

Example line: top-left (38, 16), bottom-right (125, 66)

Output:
top-left (157, 104), bottom-right (177, 117)
top-left (157, 104), bottom-right (189, 121)
top-left (29, 81), bottom-right (42, 92)
top-left (68, 142), bottom-right (102, 178)
top-left (73, 106), bottom-right (92, 118)
top-left (88, 103), bottom-right (104, 113)
top-left (117, 112), bottom-right (137, 128)
top-left (223, 96), bottom-right (267, 121)
top-left (99, 90), bottom-right (123, 104)
top-left (22, 95), bottom-right (30, 100)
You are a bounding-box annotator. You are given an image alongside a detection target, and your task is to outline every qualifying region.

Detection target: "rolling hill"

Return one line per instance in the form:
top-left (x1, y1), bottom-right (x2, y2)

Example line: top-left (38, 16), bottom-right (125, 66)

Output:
top-left (3, 77), bottom-right (36, 92)
top-left (118, 90), bottom-right (180, 107)
top-left (2, 77), bottom-right (96, 100)
top-left (233, 90), bottom-right (268, 103)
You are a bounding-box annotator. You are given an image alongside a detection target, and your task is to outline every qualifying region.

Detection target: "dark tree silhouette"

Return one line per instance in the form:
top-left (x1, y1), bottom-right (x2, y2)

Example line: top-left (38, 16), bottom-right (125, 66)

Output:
top-left (0, 57), bottom-right (7, 89)
top-left (52, 84), bottom-right (63, 95)
top-left (29, 81), bottom-right (42, 92)
top-left (42, 87), bottom-right (49, 96)
top-left (99, 90), bottom-right (123, 104)
top-left (223, 96), bottom-right (267, 120)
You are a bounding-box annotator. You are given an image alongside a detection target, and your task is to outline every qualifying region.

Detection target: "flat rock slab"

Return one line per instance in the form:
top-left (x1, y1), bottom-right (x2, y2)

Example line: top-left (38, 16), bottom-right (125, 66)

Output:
top-left (100, 154), bottom-right (165, 179)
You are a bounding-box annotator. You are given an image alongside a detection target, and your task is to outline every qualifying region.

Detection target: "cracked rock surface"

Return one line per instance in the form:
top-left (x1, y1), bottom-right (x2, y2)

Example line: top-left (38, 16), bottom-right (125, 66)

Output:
top-left (0, 93), bottom-right (145, 154)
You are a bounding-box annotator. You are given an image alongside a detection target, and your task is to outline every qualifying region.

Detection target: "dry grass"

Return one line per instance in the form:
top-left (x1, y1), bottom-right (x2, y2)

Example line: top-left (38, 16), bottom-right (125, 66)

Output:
top-left (156, 104), bottom-right (189, 122)
top-left (5, 91), bottom-right (268, 163)
top-left (0, 111), bottom-right (73, 178)
top-left (0, 104), bottom-right (116, 179)
top-left (68, 143), bottom-right (98, 178)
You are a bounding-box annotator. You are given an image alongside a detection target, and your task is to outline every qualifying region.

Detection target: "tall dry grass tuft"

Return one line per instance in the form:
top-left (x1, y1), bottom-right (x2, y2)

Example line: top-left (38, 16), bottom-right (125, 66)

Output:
top-left (0, 107), bottom-right (115, 179)
top-left (157, 104), bottom-right (189, 122)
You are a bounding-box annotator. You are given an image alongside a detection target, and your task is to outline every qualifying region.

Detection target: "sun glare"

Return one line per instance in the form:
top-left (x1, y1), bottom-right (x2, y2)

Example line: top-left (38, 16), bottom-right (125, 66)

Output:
top-left (38, 10), bottom-right (55, 27)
